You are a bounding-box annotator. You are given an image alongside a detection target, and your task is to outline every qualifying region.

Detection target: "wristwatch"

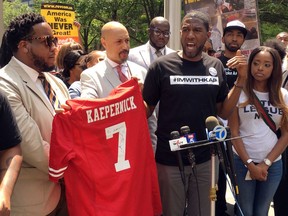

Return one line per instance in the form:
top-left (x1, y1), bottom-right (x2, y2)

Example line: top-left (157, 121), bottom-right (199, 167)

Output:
top-left (264, 158), bottom-right (272, 167)
top-left (245, 159), bottom-right (253, 166)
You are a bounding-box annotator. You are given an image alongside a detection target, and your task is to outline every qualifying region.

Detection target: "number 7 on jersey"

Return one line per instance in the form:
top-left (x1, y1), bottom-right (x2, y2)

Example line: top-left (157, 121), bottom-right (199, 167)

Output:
top-left (105, 122), bottom-right (131, 172)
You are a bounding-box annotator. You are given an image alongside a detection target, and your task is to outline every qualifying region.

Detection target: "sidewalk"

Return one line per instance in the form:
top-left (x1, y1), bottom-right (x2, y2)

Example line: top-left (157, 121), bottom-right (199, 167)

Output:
top-left (225, 181), bottom-right (275, 216)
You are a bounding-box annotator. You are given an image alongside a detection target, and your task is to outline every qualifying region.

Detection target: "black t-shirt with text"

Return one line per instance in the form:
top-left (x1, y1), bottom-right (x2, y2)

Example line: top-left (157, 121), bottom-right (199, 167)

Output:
top-left (143, 52), bottom-right (228, 166)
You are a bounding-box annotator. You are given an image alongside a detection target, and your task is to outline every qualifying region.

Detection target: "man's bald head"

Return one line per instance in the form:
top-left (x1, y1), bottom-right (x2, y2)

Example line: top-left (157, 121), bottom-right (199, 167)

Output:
top-left (101, 21), bottom-right (128, 38)
top-left (101, 21), bottom-right (130, 64)
top-left (149, 16), bottom-right (170, 50)
top-left (150, 17), bottom-right (170, 29)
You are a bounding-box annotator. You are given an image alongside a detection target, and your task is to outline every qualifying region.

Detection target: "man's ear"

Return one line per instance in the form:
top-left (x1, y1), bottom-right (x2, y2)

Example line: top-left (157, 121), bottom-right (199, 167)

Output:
top-left (207, 31), bottom-right (211, 39)
top-left (101, 37), bottom-right (106, 49)
top-left (18, 40), bottom-right (29, 53)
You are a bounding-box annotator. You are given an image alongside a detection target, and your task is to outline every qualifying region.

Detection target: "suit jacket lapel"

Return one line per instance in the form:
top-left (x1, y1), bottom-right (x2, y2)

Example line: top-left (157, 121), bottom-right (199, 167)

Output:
top-left (103, 60), bottom-right (121, 88)
top-left (139, 42), bottom-right (152, 69)
top-left (10, 59), bottom-right (55, 115)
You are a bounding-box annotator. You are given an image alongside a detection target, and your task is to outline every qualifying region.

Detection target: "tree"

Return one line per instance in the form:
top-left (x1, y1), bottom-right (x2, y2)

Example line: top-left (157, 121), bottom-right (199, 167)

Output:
top-left (3, 0), bottom-right (32, 29)
top-left (258, 0), bottom-right (288, 42)
top-left (4, 0), bottom-right (288, 51)
top-left (31, 0), bottom-right (164, 52)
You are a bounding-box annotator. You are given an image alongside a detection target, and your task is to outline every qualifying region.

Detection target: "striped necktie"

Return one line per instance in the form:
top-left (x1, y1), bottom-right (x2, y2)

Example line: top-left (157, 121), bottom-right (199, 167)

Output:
top-left (116, 65), bottom-right (128, 83)
top-left (38, 73), bottom-right (61, 109)
top-left (155, 50), bottom-right (163, 57)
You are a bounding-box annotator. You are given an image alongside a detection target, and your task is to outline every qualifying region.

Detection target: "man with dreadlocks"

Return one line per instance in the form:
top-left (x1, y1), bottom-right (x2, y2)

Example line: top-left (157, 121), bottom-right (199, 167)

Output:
top-left (0, 13), bottom-right (69, 215)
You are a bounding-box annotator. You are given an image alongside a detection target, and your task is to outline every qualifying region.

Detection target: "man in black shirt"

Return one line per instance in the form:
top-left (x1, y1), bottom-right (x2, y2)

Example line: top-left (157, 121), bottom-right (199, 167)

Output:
top-left (216, 20), bottom-right (247, 216)
top-left (143, 11), bottom-right (247, 216)
top-left (217, 20), bottom-right (247, 89)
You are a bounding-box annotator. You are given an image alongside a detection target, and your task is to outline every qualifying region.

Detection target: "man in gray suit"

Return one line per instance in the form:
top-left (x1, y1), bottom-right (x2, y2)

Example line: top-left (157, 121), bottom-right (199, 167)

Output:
top-left (128, 16), bottom-right (175, 69)
top-left (128, 17), bottom-right (175, 152)
top-left (80, 21), bottom-right (146, 98)
top-left (0, 13), bottom-right (69, 215)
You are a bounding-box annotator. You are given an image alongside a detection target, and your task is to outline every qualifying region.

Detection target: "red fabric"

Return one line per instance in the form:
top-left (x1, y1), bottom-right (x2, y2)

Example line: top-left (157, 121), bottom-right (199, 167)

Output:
top-left (49, 79), bottom-right (162, 216)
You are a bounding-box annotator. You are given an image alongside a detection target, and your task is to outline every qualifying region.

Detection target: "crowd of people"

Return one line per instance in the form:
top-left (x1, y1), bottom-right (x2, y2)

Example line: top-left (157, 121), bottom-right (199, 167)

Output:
top-left (0, 9), bottom-right (288, 216)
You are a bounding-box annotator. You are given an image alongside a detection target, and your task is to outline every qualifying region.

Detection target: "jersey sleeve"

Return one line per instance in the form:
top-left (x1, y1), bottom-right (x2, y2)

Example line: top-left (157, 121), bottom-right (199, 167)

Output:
top-left (49, 112), bottom-right (75, 182)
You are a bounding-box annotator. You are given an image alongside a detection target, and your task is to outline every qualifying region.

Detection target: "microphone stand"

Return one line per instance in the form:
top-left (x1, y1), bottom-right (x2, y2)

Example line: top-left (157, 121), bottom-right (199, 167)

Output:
top-left (169, 122), bottom-right (250, 216)
top-left (209, 144), bottom-right (217, 216)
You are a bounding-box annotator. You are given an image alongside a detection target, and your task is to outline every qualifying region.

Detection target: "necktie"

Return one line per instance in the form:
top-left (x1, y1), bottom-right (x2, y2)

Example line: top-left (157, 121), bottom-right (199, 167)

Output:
top-left (155, 50), bottom-right (163, 57)
top-left (38, 73), bottom-right (61, 109)
top-left (116, 65), bottom-right (128, 83)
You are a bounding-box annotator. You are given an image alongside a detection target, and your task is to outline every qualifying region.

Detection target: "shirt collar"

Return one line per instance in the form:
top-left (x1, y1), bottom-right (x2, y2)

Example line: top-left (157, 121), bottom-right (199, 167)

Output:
top-left (106, 57), bottom-right (128, 68)
top-left (149, 43), bottom-right (165, 55)
top-left (12, 57), bottom-right (39, 83)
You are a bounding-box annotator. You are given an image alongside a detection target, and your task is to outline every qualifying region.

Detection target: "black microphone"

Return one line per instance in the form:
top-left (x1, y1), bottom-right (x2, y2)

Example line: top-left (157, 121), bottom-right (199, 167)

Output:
top-left (170, 131), bottom-right (185, 185)
top-left (225, 126), bottom-right (239, 196)
top-left (205, 116), bottom-right (239, 197)
top-left (180, 126), bottom-right (196, 168)
top-left (180, 126), bottom-right (191, 142)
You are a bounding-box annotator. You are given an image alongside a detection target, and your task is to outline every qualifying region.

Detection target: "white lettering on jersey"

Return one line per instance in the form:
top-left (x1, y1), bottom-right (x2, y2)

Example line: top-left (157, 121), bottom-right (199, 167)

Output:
top-left (170, 76), bottom-right (219, 85)
top-left (105, 122), bottom-right (131, 172)
top-left (86, 96), bottom-right (137, 123)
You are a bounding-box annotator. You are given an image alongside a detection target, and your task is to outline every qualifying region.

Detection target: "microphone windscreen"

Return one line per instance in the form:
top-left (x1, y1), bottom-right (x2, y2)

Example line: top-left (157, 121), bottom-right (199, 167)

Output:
top-left (180, 126), bottom-right (190, 135)
top-left (205, 116), bottom-right (219, 132)
top-left (170, 131), bottom-right (180, 139)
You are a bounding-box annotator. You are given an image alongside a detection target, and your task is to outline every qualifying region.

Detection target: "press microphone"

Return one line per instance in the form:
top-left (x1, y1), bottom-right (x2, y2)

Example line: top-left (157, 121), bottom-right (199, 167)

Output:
top-left (180, 126), bottom-right (196, 168)
top-left (205, 116), bottom-right (239, 196)
top-left (170, 131), bottom-right (185, 185)
top-left (205, 116), bottom-right (219, 138)
top-left (180, 126), bottom-right (196, 143)
top-left (205, 116), bottom-right (227, 172)
top-left (205, 116), bottom-right (227, 141)
top-left (225, 126), bottom-right (239, 196)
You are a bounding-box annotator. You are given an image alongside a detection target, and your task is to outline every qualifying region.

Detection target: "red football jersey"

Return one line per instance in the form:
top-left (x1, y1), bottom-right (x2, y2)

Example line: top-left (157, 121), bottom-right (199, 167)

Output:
top-left (49, 79), bottom-right (162, 216)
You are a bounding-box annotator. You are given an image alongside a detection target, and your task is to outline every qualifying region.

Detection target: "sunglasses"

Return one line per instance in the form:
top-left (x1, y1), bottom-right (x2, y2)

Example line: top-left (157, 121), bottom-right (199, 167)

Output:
top-left (29, 35), bottom-right (58, 48)
top-left (150, 27), bottom-right (170, 38)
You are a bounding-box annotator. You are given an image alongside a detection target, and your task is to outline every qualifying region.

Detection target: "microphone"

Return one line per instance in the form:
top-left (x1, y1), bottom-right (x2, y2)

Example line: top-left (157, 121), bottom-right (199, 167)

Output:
top-left (180, 126), bottom-right (196, 143)
top-left (170, 131), bottom-right (185, 185)
top-left (205, 116), bottom-right (227, 141)
top-left (205, 116), bottom-right (239, 196)
top-left (205, 116), bottom-right (227, 175)
top-left (225, 126), bottom-right (239, 196)
top-left (180, 126), bottom-right (196, 168)
top-left (205, 116), bottom-right (219, 132)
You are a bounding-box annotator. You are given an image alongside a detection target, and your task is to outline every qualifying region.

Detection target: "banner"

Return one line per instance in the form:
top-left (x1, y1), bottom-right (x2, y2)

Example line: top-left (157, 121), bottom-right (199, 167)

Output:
top-left (41, 3), bottom-right (80, 46)
top-left (183, 0), bottom-right (260, 56)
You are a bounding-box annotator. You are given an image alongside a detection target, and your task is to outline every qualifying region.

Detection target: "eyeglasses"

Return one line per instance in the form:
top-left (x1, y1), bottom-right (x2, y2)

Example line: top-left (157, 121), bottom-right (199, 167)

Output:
top-left (29, 35), bottom-right (58, 48)
top-left (150, 27), bottom-right (170, 38)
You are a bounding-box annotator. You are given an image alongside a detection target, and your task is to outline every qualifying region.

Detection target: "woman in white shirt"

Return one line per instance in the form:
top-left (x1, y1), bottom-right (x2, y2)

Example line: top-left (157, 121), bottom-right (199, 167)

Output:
top-left (229, 46), bottom-right (288, 216)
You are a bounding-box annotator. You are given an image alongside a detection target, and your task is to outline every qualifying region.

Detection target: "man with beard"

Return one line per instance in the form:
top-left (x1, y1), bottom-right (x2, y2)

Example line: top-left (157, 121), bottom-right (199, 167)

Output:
top-left (0, 13), bottom-right (69, 215)
top-left (143, 11), bottom-right (247, 216)
top-left (218, 20), bottom-right (247, 89)
top-left (215, 19), bottom-right (247, 216)
top-left (128, 16), bottom-right (174, 69)
top-left (80, 21), bottom-right (146, 98)
top-left (128, 17), bottom-right (175, 153)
